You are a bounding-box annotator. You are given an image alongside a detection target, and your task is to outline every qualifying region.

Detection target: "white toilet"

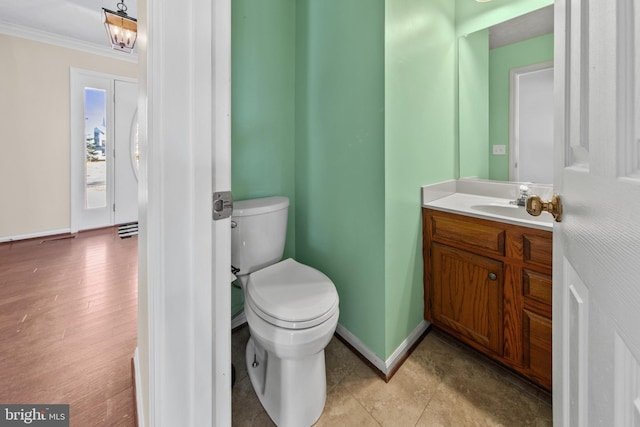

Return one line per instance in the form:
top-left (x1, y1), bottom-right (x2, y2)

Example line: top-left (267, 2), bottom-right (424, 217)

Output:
top-left (231, 196), bottom-right (339, 427)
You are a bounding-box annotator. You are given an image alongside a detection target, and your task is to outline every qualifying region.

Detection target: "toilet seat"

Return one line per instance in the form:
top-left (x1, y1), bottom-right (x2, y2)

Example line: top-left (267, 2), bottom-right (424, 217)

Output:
top-left (246, 258), bottom-right (339, 330)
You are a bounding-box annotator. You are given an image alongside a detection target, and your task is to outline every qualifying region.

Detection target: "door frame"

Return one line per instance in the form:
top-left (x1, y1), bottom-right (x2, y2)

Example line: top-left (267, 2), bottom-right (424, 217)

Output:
top-left (69, 68), bottom-right (137, 233)
top-left (509, 61), bottom-right (554, 182)
top-left (137, 0), bottom-right (232, 425)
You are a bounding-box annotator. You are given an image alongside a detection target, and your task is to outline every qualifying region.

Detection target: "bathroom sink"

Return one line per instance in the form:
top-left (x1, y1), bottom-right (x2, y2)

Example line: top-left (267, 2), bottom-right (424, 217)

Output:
top-left (423, 191), bottom-right (554, 230)
top-left (470, 203), bottom-right (553, 223)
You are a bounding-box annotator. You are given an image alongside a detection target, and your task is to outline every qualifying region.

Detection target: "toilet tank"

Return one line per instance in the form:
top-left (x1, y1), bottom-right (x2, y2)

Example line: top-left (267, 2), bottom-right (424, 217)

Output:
top-left (231, 196), bottom-right (289, 275)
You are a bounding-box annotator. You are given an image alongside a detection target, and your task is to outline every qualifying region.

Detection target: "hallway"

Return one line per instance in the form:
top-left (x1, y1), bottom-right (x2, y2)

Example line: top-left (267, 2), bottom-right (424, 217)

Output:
top-left (0, 228), bottom-right (137, 426)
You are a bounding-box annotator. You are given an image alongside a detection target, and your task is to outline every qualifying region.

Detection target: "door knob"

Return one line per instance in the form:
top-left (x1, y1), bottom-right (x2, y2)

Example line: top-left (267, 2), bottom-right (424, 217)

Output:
top-left (526, 194), bottom-right (563, 222)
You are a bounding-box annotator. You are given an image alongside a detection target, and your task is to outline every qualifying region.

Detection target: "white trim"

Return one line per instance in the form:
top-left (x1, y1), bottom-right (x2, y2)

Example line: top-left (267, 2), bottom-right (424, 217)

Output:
top-left (140, 0), bottom-right (232, 424)
top-left (336, 324), bottom-right (386, 372)
top-left (335, 321), bottom-right (431, 375)
top-left (235, 317), bottom-right (430, 375)
top-left (211, 0), bottom-right (233, 424)
top-left (384, 320), bottom-right (431, 372)
top-left (133, 348), bottom-right (145, 427)
top-left (0, 228), bottom-right (71, 243)
top-left (0, 21), bottom-right (137, 63)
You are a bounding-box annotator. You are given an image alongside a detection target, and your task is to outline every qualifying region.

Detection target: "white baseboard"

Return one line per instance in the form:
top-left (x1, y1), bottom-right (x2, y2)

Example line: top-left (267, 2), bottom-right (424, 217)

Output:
top-left (0, 228), bottom-right (72, 243)
top-left (336, 320), bottom-right (431, 375)
top-left (335, 323), bottom-right (387, 373)
top-left (133, 348), bottom-right (145, 427)
top-left (233, 312), bottom-right (429, 376)
top-left (383, 320), bottom-right (431, 372)
top-left (231, 311), bottom-right (247, 330)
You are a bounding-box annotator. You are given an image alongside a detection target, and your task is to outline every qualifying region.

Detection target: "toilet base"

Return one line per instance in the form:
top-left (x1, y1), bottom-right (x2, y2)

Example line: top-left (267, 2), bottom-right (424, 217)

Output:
top-left (246, 336), bottom-right (327, 427)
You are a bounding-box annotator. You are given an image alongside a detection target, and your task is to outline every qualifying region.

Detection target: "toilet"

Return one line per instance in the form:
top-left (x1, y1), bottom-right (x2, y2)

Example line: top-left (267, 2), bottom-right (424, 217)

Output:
top-left (231, 196), bottom-right (339, 427)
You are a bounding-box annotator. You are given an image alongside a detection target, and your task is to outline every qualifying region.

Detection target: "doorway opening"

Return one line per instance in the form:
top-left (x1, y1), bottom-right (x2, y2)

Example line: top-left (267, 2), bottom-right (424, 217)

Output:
top-left (70, 69), bottom-right (138, 232)
top-left (509, 62), bottom-right (554, 183)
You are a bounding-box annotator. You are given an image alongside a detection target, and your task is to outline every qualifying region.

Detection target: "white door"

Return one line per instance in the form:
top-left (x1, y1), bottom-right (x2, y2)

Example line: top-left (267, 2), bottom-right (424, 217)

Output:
top-left (114, 80), bottom-right (138, 225)
top-left (510, 62), bottom-right (554, 183)
top-left (553, 1), bottom-right (640, 425)
top-left (71, 70), bottom-right (138, 232)
top-left (70, 70), bottom-right (114, 231)
top-left (139, 0), bottom-right (232, 425)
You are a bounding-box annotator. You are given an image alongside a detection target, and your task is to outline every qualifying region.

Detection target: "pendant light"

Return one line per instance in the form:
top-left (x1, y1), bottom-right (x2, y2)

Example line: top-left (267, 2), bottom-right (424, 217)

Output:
top-left (102, 1), bottom-right (137, 53)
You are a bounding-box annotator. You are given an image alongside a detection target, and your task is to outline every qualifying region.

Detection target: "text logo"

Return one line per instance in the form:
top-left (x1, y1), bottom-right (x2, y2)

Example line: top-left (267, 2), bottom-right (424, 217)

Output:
top-left (0, 405), bottom-right (69, 427)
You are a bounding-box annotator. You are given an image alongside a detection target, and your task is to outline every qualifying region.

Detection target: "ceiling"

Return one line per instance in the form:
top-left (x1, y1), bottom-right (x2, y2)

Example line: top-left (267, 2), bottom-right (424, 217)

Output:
top-left (0, 0), bottom-right (137, 52)
top-left (490, 5), bottom-right (554, 49)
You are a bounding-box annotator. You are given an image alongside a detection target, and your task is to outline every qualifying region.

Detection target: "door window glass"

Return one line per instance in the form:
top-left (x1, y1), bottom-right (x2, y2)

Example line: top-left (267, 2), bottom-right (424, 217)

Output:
top-left (84, 88), bottom-right (107, 209)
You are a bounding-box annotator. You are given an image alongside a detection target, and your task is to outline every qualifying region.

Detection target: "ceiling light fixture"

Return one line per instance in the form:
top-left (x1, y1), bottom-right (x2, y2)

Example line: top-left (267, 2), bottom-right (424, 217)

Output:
top-left (102, 1), bottom-right (137, 53)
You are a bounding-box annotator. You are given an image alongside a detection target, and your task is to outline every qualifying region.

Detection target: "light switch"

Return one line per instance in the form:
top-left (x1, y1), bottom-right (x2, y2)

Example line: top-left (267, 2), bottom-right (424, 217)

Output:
top-left (492, 145), bottom-right (506, 155)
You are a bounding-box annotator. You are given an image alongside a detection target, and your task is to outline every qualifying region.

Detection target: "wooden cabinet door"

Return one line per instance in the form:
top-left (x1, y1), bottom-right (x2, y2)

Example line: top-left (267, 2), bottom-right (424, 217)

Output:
top-left (431, 243), bottom-right (504, 356)
top-left (523, 309), bottom-right (552, 389)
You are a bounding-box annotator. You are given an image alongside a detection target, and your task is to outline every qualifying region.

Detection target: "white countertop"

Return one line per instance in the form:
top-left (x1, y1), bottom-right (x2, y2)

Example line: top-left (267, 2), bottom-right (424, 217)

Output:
top-left (424, 192), bottom-right (554, 231)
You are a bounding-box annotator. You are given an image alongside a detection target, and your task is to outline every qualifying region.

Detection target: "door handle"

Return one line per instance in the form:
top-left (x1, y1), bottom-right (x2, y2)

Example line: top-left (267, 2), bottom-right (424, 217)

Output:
top-left (526, 194), bottom-right (563, 222)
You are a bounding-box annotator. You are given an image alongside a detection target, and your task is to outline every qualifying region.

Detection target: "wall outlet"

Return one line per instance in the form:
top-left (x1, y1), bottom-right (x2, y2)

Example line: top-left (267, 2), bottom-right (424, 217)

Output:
top-left (492, 145), bottom-right (506, 155)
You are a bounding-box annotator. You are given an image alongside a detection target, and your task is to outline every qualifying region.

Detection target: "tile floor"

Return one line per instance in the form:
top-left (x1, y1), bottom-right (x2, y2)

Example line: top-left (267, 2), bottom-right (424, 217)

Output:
top-left (232, 326), bottom-right (552, 426)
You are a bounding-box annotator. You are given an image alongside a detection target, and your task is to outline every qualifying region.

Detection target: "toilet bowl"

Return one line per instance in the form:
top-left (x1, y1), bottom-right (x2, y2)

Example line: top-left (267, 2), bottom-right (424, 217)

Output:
top-left (243, 259), bottom-right (339, 426)
top-left (232, 197), bottom-right (339, 427)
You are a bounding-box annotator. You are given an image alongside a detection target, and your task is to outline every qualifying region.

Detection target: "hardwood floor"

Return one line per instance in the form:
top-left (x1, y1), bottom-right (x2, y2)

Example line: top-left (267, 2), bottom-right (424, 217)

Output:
top-left (0, 227), bottom-right (137, 427)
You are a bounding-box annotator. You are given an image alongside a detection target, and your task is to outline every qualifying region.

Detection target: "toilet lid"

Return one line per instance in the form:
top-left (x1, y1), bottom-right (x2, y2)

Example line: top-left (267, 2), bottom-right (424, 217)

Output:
top-left (246, 258), bottom-right (339, 329)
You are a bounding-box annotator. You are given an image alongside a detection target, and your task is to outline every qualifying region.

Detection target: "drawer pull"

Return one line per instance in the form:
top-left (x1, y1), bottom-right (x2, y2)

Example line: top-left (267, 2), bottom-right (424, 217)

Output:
top-left (488, 272), bottom-right (497, 281)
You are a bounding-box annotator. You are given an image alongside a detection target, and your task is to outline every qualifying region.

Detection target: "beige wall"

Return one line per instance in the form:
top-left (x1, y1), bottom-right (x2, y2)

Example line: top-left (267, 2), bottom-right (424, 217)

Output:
top-left (0, 34), bottom-right (137, 239)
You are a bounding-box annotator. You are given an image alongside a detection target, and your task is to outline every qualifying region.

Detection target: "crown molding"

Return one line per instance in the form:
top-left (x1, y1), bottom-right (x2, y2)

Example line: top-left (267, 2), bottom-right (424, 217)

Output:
top-left (0, 21), bottom-right (138, 63)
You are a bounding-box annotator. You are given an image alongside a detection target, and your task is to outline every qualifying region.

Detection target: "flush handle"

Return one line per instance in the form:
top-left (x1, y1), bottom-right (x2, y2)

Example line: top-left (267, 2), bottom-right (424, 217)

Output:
top-left (526, 194), bottom-right (563, 222)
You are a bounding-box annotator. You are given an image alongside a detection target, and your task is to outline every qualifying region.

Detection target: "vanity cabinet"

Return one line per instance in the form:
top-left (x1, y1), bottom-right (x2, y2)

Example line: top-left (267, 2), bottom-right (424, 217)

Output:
top-left (423, 208), bottom-right (552, 390)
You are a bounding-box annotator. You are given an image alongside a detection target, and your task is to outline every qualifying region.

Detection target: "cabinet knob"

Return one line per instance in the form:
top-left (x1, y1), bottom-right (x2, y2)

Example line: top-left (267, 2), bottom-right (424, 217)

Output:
top-left (488, 272), bottom-right (497, 281)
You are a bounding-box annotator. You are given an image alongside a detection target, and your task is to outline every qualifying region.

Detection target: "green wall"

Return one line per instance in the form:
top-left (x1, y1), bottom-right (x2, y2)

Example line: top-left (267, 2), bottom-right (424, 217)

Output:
top-left (489, 33), bottom-right (554, 180)
top-left (458, 29), bottom-right (490, 180)
top-left (294, 0), bottom-right (456, 360)
top-left (384, 0), bottom-right (456, 357)
top-left (295, 0), bottom-right (387, 358)
top-left (229, 0), bottom-right (551, 361)
top-left (231, 0), bottom-right (296, 315)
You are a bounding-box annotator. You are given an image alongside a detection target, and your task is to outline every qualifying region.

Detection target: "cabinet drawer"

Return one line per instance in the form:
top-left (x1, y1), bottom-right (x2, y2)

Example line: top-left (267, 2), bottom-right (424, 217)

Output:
top-left (430, 212), bottom-right (505, 257)
top-left (523, 233), bottom-right (552, 268)
top-left (523, 269), bottom-right (552, 306)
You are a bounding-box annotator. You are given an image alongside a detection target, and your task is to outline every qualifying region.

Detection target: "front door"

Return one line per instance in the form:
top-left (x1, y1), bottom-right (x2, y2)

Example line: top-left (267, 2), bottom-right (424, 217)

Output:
top-left (70, 69), bottom-right (137, 232)
top-left (553, 1), bottom-right (640, 425)
top-left (114, 80), bottom-right (139, 225)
